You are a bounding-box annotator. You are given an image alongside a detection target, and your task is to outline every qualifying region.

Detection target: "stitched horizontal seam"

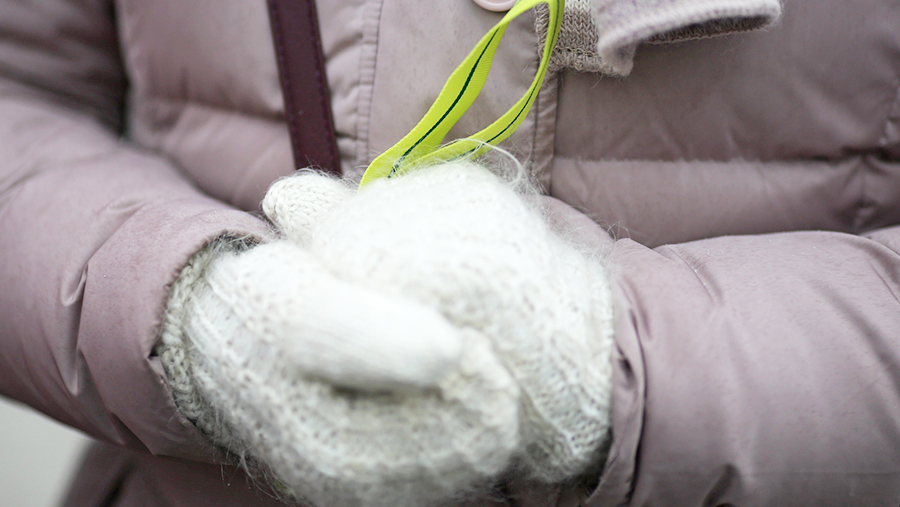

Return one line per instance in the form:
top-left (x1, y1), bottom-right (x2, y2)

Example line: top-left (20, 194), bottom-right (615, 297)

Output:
top-left (552, 154), bottom-right (889, 165)
top-left (145, 93), bottom-right (285, 124)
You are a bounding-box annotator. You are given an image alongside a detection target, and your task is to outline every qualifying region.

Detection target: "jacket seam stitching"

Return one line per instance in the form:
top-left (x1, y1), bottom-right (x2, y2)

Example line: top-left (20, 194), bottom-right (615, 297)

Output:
top-left (139, 94), bottom-right (285, 124)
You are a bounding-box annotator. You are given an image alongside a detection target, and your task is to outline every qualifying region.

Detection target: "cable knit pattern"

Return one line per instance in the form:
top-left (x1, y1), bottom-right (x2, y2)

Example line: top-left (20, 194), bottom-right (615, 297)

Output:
top-left (536, 0), bottom-right (782, 75)
top-left (158, 162), bottom-right (616, 507)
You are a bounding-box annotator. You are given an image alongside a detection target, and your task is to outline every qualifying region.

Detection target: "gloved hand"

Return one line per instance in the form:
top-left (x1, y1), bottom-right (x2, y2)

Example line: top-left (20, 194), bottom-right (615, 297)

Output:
top-left (158, 161), bottom-right (615, 507)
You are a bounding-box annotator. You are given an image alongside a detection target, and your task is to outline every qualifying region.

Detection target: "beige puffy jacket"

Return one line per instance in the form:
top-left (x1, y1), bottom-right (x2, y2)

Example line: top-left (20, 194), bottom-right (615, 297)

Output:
top-left (3, 0), bottom-right (900, 506)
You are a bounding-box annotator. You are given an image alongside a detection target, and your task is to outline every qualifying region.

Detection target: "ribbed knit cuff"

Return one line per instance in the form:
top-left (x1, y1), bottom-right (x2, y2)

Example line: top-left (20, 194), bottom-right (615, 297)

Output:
top-left (596, 0), bottom-right (782, 75)
top-left (536, 0), bottom-right (782, 75)
top-left (156, 235), bottom-right (257, 451)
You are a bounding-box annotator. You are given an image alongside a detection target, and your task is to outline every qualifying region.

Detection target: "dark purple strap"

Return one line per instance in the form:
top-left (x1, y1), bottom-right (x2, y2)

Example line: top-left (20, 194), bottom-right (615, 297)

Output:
top-left (267, 0), bottom-right (341, 175)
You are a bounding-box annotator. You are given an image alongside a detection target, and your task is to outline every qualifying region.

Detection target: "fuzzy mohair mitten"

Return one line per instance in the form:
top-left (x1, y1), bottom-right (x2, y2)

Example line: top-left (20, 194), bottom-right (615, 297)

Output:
top-left (158, 161), bottom-right (615, 507)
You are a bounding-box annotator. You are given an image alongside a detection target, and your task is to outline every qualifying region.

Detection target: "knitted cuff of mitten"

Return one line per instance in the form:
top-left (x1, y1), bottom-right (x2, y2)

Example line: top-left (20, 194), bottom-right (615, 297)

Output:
top-left (518, 258), bottom-right (615, 483)
top-left (156, 236), bottom-right (256, 454)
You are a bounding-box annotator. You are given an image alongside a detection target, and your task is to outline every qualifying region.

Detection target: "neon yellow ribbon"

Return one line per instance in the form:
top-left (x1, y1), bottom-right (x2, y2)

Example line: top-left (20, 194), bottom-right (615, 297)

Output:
top-left (358, 0), bottom-right (563, 188)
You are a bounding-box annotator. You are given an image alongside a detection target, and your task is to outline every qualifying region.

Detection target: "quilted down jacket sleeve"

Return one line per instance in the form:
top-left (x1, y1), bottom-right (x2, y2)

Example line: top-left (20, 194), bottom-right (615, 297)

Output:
top-left (0, 0), bottom-right (271, 462)
top-left (538, 197), bottom-right (900, 506)
top-left (587, 224), bottom-right (900, 505)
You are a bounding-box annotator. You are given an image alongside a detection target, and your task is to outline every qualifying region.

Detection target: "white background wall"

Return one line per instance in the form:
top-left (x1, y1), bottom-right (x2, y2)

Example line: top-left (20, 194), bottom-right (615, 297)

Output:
top-left (0, 397), bottom-right (90, 507)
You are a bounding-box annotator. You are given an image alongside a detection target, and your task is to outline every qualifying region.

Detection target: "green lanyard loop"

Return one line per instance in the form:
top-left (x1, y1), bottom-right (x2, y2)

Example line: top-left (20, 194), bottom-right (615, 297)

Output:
top-left (358, 0), bottom-right (564, 188)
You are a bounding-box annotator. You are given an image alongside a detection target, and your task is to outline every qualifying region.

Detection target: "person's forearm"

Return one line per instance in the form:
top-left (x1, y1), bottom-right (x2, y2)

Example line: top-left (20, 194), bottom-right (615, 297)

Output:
top-left (0, 81), bottom-right (271, 461)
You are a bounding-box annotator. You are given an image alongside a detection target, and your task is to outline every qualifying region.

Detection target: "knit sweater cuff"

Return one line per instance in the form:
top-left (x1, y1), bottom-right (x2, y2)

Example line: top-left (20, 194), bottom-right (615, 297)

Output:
top-left (536, 0), bottom-right (782, 75)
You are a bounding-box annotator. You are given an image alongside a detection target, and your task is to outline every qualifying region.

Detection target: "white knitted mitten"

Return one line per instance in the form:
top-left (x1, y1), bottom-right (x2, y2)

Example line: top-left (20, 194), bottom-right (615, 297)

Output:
top-left (158, 162), bottom-right (615, 507)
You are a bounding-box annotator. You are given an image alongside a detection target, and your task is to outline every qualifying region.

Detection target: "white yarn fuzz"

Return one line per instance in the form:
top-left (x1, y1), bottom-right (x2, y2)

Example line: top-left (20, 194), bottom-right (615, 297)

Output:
top-left (158, 161), bottom-right (616, 507)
